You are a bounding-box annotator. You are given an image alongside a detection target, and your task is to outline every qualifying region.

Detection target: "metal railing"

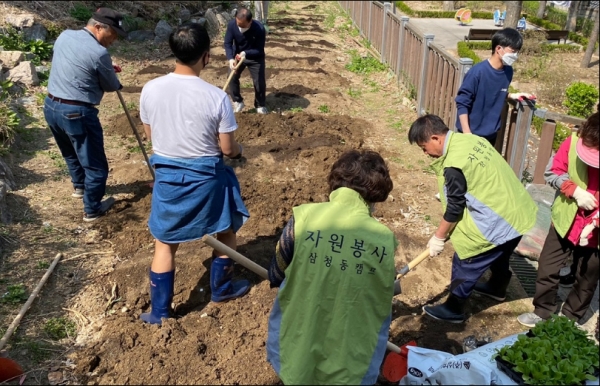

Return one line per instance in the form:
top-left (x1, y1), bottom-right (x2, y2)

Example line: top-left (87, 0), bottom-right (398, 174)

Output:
top-left (339, 1), bottom-right (587, 182)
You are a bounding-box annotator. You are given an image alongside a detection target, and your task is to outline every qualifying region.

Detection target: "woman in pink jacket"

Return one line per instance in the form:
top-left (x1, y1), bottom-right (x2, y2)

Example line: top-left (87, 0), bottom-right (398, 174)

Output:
top-left (517, 108), bottom-right (599, 327)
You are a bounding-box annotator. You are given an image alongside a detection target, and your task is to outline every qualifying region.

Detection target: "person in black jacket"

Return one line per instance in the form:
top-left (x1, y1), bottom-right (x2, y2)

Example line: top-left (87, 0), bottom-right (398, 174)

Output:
top-left (224, 7), bottom-right (267, 114)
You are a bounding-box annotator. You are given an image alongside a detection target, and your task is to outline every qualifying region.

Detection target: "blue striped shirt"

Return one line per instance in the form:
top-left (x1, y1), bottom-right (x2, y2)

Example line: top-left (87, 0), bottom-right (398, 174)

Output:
top-left (47, 29), bottom-right (121, 105)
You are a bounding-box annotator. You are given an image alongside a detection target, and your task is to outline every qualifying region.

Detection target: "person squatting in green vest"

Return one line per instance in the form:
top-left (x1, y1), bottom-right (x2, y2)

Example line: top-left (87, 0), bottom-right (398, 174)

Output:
top-left (517, 108), bottom-right (599, 328)
top-left (408, 114), bottom-right (537, 323)
top-left (266, 150), bottom-right (398, 385)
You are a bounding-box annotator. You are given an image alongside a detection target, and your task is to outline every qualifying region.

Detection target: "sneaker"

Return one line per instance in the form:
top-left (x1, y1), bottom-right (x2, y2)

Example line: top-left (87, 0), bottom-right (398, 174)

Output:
top-left (72, 188), bottom-right (84, 198)
top-left (83, 197), bottom-right (115, 222)
top-left (517, 312), bottom-right (543, 328)
top-left (559, 273), bottom-right (575, 288)
top-left (233, 101), bottom-right (245, 113)
top-left (256, 106), bottom-right (268, 114)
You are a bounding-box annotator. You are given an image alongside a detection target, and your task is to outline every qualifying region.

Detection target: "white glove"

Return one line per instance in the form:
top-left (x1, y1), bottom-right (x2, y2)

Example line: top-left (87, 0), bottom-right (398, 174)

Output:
top-left (229, 59), bottom-right (236, 70)
top-left (572, 187), bottom-right (598, 211)
top-left (509, 92), bottom-right (536, 101)
top-left (427, 235), bottom-right (445, 257)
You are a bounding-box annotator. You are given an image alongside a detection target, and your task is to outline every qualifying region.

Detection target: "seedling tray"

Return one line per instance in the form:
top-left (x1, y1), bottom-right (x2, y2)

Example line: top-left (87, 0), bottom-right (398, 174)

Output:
top-left (495, 331), bottom-right (599, 385)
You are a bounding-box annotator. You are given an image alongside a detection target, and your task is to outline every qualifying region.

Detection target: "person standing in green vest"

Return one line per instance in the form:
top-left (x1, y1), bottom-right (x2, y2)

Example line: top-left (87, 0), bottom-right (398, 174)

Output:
top-left (517, 108), bottom-right (599, 328)
top-left (266, 150), bottom-right (398, 385)
top-left (408, 114), bottom-right (537, 323)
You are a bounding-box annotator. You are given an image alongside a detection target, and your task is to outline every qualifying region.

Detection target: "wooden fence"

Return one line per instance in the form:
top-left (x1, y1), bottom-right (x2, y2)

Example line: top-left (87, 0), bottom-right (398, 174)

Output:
top-left (339, 1), bottom-right (588, 182)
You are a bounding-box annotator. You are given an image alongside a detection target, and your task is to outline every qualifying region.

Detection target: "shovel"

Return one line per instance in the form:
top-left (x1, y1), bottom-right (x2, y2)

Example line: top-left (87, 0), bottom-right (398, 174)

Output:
top-left (116, 89), bottom-right (155, 183)
top-left (393, 249), bottom-right (430, 295)
top-left (222, 52), bottom-right (246, 92)
top-left (201, 235), bottom-right (403, 354)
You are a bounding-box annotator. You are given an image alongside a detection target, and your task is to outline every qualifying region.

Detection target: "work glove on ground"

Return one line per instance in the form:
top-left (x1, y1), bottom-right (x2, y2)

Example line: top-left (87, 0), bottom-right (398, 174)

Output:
top-left (229, 59), bottom-right (236, 70)
top-left (427, 235), bottom-right (445, 257)
top-left (572, 186), bottom-right (598, 211)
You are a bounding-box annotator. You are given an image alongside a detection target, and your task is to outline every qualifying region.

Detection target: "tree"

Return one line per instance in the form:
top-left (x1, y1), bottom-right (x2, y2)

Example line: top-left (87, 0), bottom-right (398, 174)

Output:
top-left (536, 1), bottom-right (547, 19)
top-left (504, 1), bottom-right (523, 29)
top-left (566, 1), bottom-right (581, 32)
top-left (581, 9), bottom-right (599, 68)
top-left (443, 1), bottom-right (454, 11)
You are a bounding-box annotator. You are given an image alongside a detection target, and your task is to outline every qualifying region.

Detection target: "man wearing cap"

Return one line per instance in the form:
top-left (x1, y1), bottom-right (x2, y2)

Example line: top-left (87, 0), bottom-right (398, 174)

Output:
top-left (516, 108), bottom-right (599, 328)
top-left (43, 8), bottom-right (127, 221)
top-left (224, 6), bottom-right (267, 114)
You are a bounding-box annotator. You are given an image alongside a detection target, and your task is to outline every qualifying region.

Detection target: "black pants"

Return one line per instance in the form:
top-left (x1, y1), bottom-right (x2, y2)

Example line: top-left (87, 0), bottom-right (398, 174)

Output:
top-left (533, 226), bottom-right (599, 320)
top-left (228, 58), bottom-right (266, 108)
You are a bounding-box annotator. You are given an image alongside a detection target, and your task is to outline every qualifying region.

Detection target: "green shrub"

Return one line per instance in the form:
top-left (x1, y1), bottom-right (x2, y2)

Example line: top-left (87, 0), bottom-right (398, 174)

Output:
top-left (564, 82), bottom-right (599, 118)
top-left (466, 41), bottom-right (579, 53)
top-left (457, 41), bottom-right (482, 64)
top-left (0, 27), bottom-right (53, 65)
top-left (396, 2), bottom-right (493, 18)
top-left (70, 3), bottom-right (93, 22)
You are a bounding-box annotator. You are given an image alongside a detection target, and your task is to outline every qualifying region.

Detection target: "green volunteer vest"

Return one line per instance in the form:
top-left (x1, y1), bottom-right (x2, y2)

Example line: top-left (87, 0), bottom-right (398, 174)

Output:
top-left (551, 133), bottom-right (589, 239)
top-left (430, 132), bottom-right (537, 259)
top-left (275, 187), bottom-right (397, 385)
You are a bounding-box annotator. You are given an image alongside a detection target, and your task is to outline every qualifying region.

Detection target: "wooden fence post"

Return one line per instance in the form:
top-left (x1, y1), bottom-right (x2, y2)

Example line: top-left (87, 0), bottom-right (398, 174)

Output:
top-left (417, 34), bottom-right (435, 116)
top-left (368, 1), bottom-right (373, 41)
top-left (396, 16), bottom-right (409, 86)
top-left (506, 100), bottom-right (535, 180)
top-left (381, 2), bottom-right (392, 62)
top-left (453, 58), bottom-right (473, 130)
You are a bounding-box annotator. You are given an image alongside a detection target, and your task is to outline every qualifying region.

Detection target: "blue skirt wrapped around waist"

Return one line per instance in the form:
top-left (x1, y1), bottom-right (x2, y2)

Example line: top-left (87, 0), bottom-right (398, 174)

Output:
top-left (148, 154), bottom-right (250, 243)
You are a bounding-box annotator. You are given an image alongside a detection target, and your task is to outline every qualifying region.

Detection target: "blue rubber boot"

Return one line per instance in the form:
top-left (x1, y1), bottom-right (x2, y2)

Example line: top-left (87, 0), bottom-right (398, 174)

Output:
top-left (210, 257), bottom-right (250, 303)
top-left (140, 270), bottom-right (174, 325)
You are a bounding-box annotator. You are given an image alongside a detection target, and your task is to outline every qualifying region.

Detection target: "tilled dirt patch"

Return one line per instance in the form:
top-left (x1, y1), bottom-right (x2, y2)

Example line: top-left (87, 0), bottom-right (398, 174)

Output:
top-left (68, 112), bottom-right (387, 385)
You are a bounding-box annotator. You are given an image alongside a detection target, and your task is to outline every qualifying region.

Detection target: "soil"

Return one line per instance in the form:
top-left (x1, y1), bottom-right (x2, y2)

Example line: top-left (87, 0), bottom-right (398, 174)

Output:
top-left (0, 1), bottom-right (537, 385)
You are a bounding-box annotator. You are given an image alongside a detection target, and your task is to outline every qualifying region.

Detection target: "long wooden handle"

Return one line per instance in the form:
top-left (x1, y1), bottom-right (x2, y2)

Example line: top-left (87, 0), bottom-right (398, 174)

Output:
top-left (396, 249), bottom-right (430, 280)
top-left (0, 253), bottom-right (62, 351)
top-left (202, 235), bottom-right (403, 354)
top-left (222, 56), bottom-right (246, 92)
top-left (202, 235), bottom-right (268, 279)
top-left (116, 90), bottom-right (155, 181)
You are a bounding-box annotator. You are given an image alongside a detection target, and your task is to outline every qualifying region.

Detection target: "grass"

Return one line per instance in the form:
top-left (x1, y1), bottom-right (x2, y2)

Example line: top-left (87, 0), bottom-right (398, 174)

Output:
top-left (37, 260), bottom-right (51, 269)
top-left (289, 107), bottom-right (303, 113)
top-left (345, 50), bottom-right (386, 75)
top-left (241, 82), bottom-right (253, 88)
top-left (347, 88), bottom-right (362, 98)
top-left (47, 150), bottom-right (68, 172)
top-left (318, 105), bottom-right (330, 113)
top-left (44, 317), bottom-right (77, 340)
top-left (1, 284), bottom-right (27, 304)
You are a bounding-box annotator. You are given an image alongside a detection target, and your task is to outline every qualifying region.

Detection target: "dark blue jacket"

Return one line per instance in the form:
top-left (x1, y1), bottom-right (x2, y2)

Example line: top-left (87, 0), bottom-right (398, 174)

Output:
top-left (455, 60), bottom-right (513, 137)
top-left (224, 19), bottom-right (266, 61)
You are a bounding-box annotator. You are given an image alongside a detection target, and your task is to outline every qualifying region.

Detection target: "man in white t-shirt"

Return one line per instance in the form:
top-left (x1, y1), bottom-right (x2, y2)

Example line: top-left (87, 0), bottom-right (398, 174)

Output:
top-left (138, 23), bottom-right (251, 325)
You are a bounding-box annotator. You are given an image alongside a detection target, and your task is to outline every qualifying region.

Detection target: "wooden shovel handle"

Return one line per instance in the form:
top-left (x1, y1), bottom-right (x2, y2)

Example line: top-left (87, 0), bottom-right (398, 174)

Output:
top-left (201, 235), bottom-right (268, 280)
top-left (396, 249), bottom-right (430, 280)
top-left (222, 56), bottom-right (246, 92)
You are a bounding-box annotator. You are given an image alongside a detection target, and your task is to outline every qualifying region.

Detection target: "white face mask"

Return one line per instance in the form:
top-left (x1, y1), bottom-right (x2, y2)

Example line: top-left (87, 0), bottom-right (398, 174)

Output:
top-left (500, 47), bottom-right (518, 66)
top-left (239, 26), bottom-right (249, 33)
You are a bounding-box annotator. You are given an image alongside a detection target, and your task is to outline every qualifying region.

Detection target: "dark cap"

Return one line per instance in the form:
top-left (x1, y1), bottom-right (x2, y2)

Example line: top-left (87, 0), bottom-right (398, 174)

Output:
top-left (92, 8), bottom-right (127, 38)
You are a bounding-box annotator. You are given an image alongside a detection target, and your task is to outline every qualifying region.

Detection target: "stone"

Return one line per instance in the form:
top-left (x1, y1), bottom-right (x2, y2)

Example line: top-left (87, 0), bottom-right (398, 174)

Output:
top-left (127, 30), bottom-right (155, 42)
top-left (197, 18), bottom-right (208, 27)
top-left (216, 13), bottom-right (227, 28)
top-left (47, 371), bottom-right (64, 385)
top-left (221, 11), bottom-right (232, 22)
top-left (5, 14), bottom-right (35, 28)
top-left (0, 51), bottom-right (24, 69)
top-left (7, 61), bottom-right (39, 86)
top-left (0, 64), bottom-right (4, 82)
top-left (154, 20), bottom-right (173, 43)
top-left (179, 9), bottom-right (191, 22)
top-left (23, 24), bottom-right (47, 42)
top-left (35, 65), bottom-right (49, 75)
top-left (204, 10), bottom-right (220, 37)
